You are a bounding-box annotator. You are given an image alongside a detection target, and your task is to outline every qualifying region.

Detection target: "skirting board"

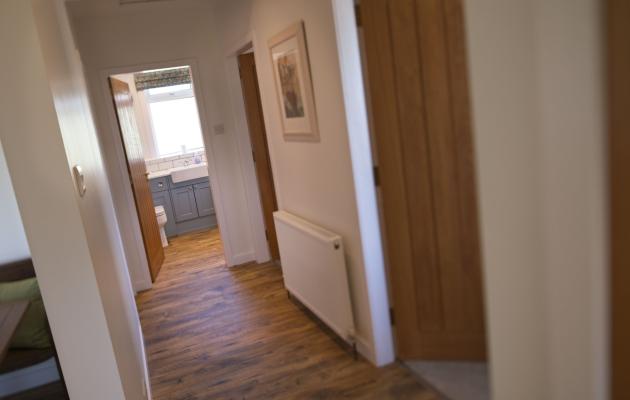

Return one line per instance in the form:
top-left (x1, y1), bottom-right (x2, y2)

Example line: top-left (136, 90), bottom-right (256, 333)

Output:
top-left (0, 357), bottom-right (60, 397)
top-left (133, 277), bottom-right (153, 294)
top-left (355, 334), bottom-right (376, 365)
top-left (230, 251), bottom-right (256, 267)
top-left (288, 289), bottom-right (376, 365)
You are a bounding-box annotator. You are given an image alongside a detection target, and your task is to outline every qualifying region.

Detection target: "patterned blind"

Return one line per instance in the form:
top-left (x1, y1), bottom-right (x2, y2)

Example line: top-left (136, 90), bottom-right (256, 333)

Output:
top-left (134, 67), bottom-right (191, 91)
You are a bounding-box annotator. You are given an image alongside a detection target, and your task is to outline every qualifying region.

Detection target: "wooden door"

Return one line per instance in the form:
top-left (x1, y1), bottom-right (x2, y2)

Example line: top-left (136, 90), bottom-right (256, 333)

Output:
top-left (109, 77), bottom-right (164, 282)
top-left (360, 0), bottom-right (486, 360)
top-left (238, 53), bottom-right (280, 260)
top-left (608, 0), bottom-right (630, 397)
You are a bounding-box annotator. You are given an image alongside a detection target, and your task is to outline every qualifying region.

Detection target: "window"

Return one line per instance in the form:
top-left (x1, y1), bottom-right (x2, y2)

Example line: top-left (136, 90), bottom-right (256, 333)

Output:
top-left (146, 84), bottom-right (204, 157)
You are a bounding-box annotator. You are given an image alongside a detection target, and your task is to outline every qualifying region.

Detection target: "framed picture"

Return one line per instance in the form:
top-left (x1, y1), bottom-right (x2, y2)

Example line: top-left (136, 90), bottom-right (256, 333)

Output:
top-left (269, 21), bottom-right (319, 141)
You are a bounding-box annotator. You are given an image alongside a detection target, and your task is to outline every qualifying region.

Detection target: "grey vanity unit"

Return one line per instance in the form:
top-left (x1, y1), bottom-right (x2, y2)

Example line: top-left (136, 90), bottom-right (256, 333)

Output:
top-left (150, 175), bottom-right (217, 237)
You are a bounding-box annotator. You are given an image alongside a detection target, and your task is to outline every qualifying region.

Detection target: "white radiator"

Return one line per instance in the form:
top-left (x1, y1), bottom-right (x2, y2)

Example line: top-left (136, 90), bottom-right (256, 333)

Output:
top-left (273, 211), bottom-right (356, 344)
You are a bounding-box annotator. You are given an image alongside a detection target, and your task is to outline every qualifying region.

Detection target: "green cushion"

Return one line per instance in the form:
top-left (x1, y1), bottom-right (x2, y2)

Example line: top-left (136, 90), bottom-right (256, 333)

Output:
top-left (0, 278), bottom-right (51, 349)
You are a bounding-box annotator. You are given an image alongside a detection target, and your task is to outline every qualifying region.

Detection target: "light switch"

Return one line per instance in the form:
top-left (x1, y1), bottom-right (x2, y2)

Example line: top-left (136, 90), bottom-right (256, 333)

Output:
top-left (72, 165), bottom-right (87, 197)
top-left (213, 123), bottom-right (225, 135)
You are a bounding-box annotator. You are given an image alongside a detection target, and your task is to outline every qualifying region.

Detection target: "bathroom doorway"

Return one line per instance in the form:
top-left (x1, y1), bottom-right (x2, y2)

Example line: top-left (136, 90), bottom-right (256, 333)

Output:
top-left (109, 66), bottom-right (219, 283)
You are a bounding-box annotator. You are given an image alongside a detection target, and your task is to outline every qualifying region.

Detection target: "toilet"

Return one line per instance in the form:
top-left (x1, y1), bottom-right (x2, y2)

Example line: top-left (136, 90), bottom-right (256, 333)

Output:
top-left (155, 206), bottom-right (168, 247)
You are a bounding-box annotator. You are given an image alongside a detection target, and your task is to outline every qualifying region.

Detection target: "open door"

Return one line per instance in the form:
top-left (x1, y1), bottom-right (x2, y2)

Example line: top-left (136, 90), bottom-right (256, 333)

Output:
top-left (237, 53), bottom-right (280, 261)
top-left (608, 0), bottom-right (630, 397)
top-left (109, 77), bottom-right (164, 281)
top-left (360, 0), bottom-right (486, 360)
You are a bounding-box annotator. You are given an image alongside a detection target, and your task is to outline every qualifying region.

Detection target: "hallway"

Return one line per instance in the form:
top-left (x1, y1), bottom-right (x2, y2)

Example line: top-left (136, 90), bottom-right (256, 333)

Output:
top-left (136, 230), bottom-right (438, 399)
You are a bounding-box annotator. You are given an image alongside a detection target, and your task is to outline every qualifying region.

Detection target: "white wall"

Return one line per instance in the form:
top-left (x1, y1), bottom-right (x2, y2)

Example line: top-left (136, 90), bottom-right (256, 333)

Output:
top-left (215, 0), bottom-right (392, 364)
top-left (464, 0), bottom-right (608, 399)
top-left (0, 0), bottom-right (148, 398)
top-left (0, 141), bottom-right (30, 264)
top-left (68, 0), bottom-right (265, 279)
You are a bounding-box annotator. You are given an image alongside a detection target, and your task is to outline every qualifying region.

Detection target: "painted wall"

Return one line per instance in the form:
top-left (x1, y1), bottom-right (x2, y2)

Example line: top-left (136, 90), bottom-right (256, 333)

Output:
top-left (0, 141), bottom-right (30, 264)
top-left (214, 0), bottom-right (390, 363)
top-left (0, 0), bottom-right (148, 398)
top-left (464, 0), bottom-right (608, 398)
top-left (32, 2), bottom-right (150, 397)
top-left (68, 0), bottom-right (265, 284)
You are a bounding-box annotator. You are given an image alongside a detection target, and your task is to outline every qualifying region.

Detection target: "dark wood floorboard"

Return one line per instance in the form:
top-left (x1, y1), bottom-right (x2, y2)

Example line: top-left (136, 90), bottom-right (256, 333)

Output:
top-left (136, 229), bottom-right (437, 400)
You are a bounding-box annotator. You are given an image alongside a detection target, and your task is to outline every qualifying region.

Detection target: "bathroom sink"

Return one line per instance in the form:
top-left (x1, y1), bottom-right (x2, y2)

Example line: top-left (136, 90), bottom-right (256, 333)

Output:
top-left (170, 163), bottom-right (208, 183)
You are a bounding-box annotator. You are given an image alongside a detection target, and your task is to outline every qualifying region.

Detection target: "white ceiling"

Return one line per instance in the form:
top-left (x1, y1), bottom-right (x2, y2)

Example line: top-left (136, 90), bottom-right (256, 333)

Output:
top-left (119, 0), bottom-right (173, 4)
top-left (67, 0), bottom-right (217, 19)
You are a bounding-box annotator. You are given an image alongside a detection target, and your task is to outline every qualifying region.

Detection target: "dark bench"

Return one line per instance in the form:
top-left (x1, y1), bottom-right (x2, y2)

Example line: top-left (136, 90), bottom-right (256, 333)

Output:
top-left (0, 259), bottom-right (68, 398)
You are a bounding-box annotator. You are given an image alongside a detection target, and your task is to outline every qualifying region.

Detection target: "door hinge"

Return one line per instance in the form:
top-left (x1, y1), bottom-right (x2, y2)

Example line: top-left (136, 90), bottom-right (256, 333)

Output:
top-left (389, 307), bottom-right (395, 326)
top-left (373, 165), bottom-right (380, 187)
top-left (252, 149), bottom-right (256, 163)
top-left (265, 229), bottom-right (269, 241)
top-left (355, 3), bottom-right (362, 27)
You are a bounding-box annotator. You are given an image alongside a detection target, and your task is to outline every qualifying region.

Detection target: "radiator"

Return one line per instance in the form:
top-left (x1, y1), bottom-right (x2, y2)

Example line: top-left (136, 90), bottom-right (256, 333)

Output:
top-left (273, 211), bottom-right (356, 344)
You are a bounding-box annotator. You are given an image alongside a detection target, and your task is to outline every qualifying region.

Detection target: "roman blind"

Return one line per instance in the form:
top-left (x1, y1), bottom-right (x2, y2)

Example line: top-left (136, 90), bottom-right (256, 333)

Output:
top-left (134, 67), bottom-right (191, 91)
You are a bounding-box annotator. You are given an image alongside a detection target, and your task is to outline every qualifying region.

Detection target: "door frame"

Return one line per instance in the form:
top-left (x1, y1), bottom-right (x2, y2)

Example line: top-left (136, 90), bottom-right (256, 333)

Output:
top-left (224, 34), bottom-right (278, 264)
top-left (331, 0), bottom-right (396, 365)
top-left (98, 58), bottom-right (242, 290)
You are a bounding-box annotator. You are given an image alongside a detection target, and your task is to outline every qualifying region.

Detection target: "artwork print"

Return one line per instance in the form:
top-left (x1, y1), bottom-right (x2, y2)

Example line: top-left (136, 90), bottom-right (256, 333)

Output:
top-left (277, 51), bottom-right (305, 119)
top-left (269, 22), bottom-right (319, 141)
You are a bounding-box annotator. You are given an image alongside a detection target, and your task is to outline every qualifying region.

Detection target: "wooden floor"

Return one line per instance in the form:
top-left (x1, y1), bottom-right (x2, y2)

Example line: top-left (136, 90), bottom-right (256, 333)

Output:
top-left (136, 229), bottom-right (438, 400)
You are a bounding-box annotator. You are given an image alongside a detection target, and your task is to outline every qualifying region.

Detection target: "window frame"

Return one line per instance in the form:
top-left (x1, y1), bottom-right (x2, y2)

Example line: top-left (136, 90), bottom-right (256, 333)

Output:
top-left (144, 85), bottom-right (205, 158)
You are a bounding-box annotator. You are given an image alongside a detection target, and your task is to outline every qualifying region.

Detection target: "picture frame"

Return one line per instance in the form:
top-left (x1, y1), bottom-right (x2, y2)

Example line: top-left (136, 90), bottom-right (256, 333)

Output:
top-left (268, 21), bottom-right (319, 142)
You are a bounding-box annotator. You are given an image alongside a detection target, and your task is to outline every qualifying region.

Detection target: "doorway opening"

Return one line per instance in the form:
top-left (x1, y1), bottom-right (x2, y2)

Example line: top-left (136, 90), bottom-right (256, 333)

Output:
top-left (109, 62), bottom-right (282, 288)
top-left (109, 66), bottom-right (222, 283)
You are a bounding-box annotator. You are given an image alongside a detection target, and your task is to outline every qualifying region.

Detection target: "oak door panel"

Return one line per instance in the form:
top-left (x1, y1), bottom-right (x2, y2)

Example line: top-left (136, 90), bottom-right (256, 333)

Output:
top-left (109, 77), bottom-right (164, 282)
top-left (608, 0), bottom-right (630, 397)
top-left (238, 53), bottom-right (280, 260)
top-left (361, 0), bottom-right (486, 360)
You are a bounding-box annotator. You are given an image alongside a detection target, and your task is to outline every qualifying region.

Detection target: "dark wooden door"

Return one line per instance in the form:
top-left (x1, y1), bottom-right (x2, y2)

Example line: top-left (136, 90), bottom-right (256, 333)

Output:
top-left (238, 53), bottom-right (280, 261)
top-left (608, 0), bottom-right (630, 397)
top-left (109, 77), bottom-right (164, 282)
top-left (360, 0), bottom-right (486, 360)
